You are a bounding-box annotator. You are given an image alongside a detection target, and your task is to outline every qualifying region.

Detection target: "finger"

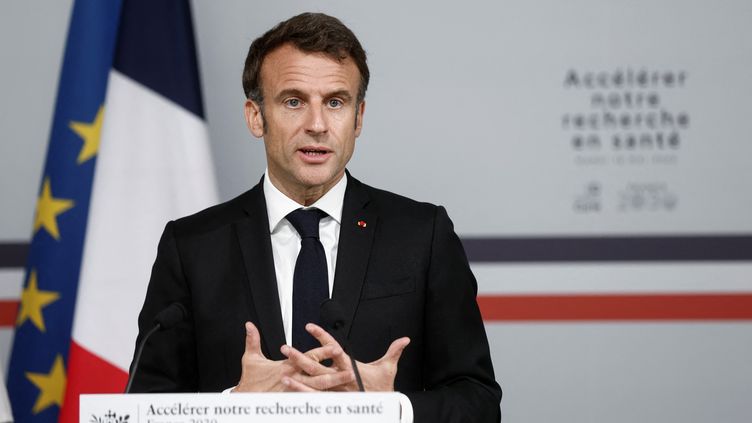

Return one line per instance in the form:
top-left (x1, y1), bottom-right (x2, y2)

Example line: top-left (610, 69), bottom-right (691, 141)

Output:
top-left (305, 323), bottom-right (341, 347)
top-left (281, 343), bottom-right (343, 364)
top-left (306, 343), bottom-right (344, 364)
top-left (243, 321), bottom-right (263, 358)
top-left (282, 376), bottom-right (318, 392)
top-left (379, 337), bottom-right (411, 364)
top-left (304, 323), bottom-right (353, 369)
top-left (280, 344), bottom-right (338, 376)
top-left (292, 369), bottom-right (355, 391)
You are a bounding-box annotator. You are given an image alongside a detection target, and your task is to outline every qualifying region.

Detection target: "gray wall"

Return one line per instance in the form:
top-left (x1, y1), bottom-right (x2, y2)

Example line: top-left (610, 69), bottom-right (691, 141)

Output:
top-left (2, 1), bottom-right (752, 422)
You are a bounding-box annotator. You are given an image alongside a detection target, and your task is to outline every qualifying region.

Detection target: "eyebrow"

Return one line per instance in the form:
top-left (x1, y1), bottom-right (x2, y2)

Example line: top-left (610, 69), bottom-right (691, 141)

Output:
top-left (274, 88), bottom-right (353, 103)
top-left (326, 90), bottom-right (353, 102)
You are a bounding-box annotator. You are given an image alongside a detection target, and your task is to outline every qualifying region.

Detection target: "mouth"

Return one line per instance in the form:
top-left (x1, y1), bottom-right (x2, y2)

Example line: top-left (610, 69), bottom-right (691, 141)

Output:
top-left (298, 147), bottom-right (331, 156)
top-left (297, 146), bottom-right (332, 163)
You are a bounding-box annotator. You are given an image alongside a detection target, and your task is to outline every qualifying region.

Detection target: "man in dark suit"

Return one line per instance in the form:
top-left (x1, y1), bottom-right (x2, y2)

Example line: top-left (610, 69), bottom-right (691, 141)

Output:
top-left (130, 12), bottom-right (501, 422)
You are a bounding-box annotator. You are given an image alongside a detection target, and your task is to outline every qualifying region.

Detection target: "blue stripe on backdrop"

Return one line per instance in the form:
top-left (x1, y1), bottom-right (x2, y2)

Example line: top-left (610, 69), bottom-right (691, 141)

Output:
top-left (3, 235), bottom-right (752, 271)
top-left (0, 244), bottom-right (28, 268)
top-left (461, 235), bottom-right (752, 262)
top-left (113, 0), bottom-right (205, 118)
top-left (6, 0), bottom-right (122, 422)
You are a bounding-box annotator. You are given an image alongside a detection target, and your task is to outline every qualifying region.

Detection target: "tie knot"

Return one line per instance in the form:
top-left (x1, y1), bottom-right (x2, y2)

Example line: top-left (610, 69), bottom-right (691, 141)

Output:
top-left (286, 208), bottom-right (327, 239)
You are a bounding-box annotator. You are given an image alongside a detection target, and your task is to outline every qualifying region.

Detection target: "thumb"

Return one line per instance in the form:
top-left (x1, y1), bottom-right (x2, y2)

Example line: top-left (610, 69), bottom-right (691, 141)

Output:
top-left (244, 321), bottom-right (264, 358)
top-left (380, 337), bottom-right (410, 365)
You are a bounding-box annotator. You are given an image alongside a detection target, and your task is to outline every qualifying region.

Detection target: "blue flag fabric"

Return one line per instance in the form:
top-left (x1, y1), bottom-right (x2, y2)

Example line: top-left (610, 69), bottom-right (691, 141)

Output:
top-left (7, 1), bottom-right (122, 422)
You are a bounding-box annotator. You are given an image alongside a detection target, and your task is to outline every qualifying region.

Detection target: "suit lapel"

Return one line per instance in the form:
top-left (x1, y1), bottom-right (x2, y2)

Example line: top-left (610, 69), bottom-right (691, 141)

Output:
top-left (332, 175), bottom-right (377, 339)
top-left (235, 179), bottom-right (286, 359)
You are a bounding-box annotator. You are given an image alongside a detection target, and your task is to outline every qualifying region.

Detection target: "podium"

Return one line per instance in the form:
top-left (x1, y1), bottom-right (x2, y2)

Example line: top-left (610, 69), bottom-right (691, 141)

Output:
top-left (80, 392), bottom-right (412, 423)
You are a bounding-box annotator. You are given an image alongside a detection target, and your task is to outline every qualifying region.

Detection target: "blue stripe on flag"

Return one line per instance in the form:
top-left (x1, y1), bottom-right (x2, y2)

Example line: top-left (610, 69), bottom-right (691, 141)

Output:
top-left (7, 0), bottom-right (122, 421)
top-left (113, 0), bottom-right (205, 118)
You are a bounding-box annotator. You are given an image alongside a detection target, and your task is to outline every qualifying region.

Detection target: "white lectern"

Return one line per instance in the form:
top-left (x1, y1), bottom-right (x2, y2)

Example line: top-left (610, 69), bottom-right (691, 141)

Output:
top-left (81, 392), bottom-right (412, 423)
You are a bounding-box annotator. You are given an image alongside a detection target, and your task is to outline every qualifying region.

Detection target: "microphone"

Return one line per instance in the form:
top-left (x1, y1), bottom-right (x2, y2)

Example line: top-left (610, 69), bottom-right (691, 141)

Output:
top-left (153, 302), bottom-right (188, 330)
top-left (320, 300), bottom-right (365, 391)
top-left (125, 302), bottom-right (188, 393)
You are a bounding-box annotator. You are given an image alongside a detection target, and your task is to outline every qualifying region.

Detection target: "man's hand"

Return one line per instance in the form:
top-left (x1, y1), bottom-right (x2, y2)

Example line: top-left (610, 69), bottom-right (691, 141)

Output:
top-left (232, 322), bottom-right (354, 392)
top-left (281, 323), bottom-right (410, 392)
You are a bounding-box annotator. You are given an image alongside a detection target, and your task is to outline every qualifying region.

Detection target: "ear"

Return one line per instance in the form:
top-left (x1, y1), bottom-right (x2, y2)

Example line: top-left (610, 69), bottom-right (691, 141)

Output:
top-left (354, 100), bottom-right (366, 137)
top-left (244, 99), bottom-right (265, 138)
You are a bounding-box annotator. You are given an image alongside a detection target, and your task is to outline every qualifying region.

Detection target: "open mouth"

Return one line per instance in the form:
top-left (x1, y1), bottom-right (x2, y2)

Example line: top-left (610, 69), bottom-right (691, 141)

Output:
top-left (300, 148), bottom-right (329, 156)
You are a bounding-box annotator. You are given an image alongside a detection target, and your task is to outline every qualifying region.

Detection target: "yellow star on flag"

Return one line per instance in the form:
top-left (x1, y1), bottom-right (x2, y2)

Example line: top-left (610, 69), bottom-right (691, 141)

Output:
top-left (16, 269), bottom-right (60, 332)
top-left (26, 355), bottom-right (67, 414)
top-left (33, 178), bottom-right (74, 240)
top-left (69, 105), bottom-right (104, 164)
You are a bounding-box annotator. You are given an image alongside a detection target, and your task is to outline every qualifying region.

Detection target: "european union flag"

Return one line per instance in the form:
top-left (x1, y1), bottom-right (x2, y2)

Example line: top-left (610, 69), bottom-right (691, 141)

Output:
top-left (7, 1), bottom-right (122, 422)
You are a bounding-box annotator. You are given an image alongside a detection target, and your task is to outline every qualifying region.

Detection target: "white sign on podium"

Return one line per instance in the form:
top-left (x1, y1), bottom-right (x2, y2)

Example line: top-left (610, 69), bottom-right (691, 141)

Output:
top-left (80, 393), bottom-right (412, 423)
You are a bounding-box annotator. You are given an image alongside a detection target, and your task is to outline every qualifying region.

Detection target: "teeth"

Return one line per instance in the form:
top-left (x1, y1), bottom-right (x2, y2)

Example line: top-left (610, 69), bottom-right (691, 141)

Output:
top-left (303, 150), bottom-right (326, 155)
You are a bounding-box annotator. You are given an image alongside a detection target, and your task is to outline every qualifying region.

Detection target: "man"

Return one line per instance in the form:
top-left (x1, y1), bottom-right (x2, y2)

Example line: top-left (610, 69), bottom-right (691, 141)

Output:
top-left (130, 12), bottom-right (501, 422)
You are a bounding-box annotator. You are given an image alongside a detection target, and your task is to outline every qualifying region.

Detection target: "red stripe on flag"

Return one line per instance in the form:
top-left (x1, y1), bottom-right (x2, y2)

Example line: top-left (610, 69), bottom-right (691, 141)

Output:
top-left (59, 340), bottom-right (129, 423)
top-left (0, 300), bottom-right (18, 326)
top-left (478, 293), bottom-right (752, 321)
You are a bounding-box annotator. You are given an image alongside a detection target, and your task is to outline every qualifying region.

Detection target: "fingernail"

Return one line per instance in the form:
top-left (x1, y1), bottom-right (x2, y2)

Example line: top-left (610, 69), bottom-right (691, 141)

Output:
top-left (282, 377), bottom-right (290, 386)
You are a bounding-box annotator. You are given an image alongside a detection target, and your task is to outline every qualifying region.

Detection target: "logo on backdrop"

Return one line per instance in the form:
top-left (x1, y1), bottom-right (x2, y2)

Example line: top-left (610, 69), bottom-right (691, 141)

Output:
top-left (573, 181), bottom-right (602, 213)
top-left (572, 181), bottom-right (678, 213)
top-left (561, 68), bottom-right (690, 167)
top-left (618, 182), bottom-right (677, 212)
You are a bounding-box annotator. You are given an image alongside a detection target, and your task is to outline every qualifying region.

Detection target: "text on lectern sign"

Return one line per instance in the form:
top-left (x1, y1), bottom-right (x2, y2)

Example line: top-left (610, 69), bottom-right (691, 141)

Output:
top-left (80, 393), bottom-right (403, 423)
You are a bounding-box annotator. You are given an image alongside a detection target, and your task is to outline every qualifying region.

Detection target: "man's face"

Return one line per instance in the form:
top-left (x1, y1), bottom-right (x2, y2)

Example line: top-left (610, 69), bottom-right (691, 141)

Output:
top-left (245, 44), bottom-right (365, 203)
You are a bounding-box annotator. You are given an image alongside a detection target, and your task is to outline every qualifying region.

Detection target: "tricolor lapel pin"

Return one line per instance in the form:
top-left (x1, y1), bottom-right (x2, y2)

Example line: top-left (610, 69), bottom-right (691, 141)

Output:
top-left (357, 220), bottom-right (367, 228)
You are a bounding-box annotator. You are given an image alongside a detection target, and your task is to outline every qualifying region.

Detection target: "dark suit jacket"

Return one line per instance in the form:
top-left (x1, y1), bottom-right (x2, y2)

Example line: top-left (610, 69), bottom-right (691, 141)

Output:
top-left (130, 173), bottom-right (502, 422)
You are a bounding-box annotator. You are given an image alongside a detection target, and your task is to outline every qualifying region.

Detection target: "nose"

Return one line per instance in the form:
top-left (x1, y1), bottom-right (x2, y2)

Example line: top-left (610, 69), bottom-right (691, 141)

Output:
top-left (304, 104), bottom-right (328, 135)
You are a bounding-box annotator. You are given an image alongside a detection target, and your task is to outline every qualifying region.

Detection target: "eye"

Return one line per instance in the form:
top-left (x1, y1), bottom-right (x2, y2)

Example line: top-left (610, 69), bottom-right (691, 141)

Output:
top-left (285, 98), bottom-right (302, 108)
top-left (327, 98), bottom-right (343, 108)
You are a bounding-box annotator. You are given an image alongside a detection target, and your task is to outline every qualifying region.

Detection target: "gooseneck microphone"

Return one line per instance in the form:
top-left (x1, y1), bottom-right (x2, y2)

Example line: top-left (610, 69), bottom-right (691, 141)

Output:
top-left (320, 299), bottom-right (365, 391)
top-left (125, 302), bottom-right (188, 393)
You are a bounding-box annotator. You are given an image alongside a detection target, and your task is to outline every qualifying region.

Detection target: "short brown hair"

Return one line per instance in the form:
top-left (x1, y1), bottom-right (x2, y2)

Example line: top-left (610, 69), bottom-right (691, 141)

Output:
top-left (242, 13), bottom-right (369, 106)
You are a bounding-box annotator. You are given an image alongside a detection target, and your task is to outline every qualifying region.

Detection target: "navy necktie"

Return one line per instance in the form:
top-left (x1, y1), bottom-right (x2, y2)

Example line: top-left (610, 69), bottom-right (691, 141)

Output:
top-left (286, 208), bottom-right (329, 352)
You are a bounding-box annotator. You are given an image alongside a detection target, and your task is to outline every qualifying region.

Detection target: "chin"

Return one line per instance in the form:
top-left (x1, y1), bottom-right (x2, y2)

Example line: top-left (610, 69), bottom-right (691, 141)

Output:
top-left (297, 168), bottom-right (341, 189)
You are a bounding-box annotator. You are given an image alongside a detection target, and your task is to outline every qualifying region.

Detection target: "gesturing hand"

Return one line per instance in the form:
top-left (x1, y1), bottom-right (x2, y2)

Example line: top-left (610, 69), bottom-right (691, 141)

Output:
top-left (232, 322), bottom-right (354, 392)
top-left (280, 323), bottom-right (410, 392)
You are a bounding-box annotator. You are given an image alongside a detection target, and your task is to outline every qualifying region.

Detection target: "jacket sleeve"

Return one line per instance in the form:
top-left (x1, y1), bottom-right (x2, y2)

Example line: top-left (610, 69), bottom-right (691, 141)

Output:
top-left (406, 206), bottom-right (502, 422)
top-left (128, 221), bottom-right (199, 392)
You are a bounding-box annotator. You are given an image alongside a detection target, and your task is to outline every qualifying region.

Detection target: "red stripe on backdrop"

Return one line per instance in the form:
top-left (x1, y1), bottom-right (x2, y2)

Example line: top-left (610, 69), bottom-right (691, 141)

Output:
top-left (59, 340), bottom-right (129, 423)
top-left (3, 294), bottom-right (752, 328)
top-left (0, 300), bottom-right (18, 326)
top-left (478, 293), bottom-right (752, 321)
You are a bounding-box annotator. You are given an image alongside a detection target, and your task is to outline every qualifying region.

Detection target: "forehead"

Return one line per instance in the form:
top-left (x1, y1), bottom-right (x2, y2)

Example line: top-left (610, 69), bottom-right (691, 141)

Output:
top-left (260, 44), bottom-right (360, 95)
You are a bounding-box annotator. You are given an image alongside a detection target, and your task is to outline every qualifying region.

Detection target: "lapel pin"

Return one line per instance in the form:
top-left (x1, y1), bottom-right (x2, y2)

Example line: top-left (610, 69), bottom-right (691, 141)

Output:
top-left (357, 220), bottom-right (367, 228)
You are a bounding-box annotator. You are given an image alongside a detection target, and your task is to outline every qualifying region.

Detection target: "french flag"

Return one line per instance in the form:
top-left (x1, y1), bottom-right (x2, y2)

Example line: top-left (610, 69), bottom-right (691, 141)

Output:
top-left (62, 1), bottom-right (218, 421)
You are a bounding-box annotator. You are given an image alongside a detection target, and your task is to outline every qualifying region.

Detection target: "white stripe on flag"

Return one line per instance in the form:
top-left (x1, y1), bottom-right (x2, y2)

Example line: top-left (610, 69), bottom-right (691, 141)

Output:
top-left (72, 70), bottom-right (218, 370)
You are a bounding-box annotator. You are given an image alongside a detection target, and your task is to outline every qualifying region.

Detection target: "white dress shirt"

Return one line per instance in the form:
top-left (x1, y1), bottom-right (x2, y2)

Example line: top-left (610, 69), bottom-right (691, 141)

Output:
top-left (229, 172), bottom-right (417, 419)
top-left (263, 170), bottom-right (346, 346)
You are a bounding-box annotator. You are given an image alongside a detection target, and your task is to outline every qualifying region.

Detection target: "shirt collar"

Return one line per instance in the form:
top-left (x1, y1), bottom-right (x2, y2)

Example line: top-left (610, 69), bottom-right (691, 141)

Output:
top-left (264, 169), bottom-right (347, 233)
